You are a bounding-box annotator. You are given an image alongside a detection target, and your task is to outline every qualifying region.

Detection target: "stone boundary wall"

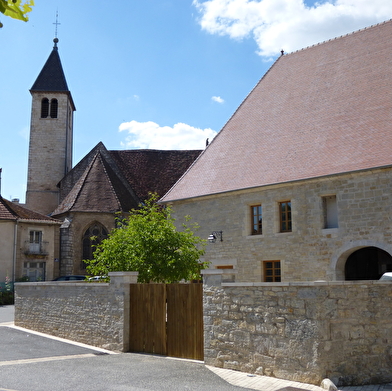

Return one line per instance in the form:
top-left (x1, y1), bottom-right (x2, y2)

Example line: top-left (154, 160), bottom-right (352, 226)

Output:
top-left (202, 270), bottom-right (392, 387)
top-left (14, 272), bottom-right (138, 351)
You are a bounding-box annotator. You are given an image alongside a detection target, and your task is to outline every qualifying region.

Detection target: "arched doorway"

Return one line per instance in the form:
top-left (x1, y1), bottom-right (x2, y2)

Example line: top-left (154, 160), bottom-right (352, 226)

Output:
top-left (345, 246), bottom-right (392, 280)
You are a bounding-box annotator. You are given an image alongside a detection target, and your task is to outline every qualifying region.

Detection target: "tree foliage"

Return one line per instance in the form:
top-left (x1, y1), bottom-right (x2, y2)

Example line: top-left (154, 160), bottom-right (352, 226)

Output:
top-left (84, 193), bottom-right (207, 283)
top-left (0, 0), bottom-right (34, 26)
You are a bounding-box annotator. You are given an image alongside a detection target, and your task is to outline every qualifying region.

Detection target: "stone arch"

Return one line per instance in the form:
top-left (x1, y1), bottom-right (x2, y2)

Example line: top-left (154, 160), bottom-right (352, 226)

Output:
top-left (329, 240), bottom-right (392, 280)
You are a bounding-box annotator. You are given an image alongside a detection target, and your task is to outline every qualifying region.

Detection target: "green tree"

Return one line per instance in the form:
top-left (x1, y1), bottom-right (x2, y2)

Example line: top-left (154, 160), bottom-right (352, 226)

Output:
top-left (84, 193), bottom-right (208, 283)
top-left (0, 0), bottom-right (34, 27)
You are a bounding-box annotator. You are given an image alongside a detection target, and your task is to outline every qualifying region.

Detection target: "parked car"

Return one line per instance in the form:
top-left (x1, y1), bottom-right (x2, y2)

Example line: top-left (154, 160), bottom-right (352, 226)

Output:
top-left (379, 272), bottom-right (392, 281)
top-left (88, 276), bottom-right (108, 282)
top-left (53, 275), bottom-right (87, 281)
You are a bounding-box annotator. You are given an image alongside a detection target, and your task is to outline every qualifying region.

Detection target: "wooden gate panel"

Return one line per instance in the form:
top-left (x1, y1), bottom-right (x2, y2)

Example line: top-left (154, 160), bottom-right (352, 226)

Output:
top-left (166, 283), bottom-right (203, 360)
top-left (129, 284), bottom-right (167, 355)
top-left (129, 283), bottom-right (203, 360)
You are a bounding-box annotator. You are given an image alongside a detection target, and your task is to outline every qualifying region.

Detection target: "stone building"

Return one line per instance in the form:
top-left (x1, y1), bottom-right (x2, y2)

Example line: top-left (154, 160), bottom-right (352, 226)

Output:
top-left (26, 38), bottom-right (75, 216)
top-left (161, 20), bottom-right (392, 282)
top-left (51, 142), bottom-right (201, 276)
top-left (0, 196), bottom-right (61, 282)
top-left (22, 39), bottom-right (201, 278)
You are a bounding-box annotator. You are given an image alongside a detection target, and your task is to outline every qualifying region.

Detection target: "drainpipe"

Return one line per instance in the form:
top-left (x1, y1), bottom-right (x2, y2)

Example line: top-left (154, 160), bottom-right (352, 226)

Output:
top-left (12, 220), bottom-right (18, 283)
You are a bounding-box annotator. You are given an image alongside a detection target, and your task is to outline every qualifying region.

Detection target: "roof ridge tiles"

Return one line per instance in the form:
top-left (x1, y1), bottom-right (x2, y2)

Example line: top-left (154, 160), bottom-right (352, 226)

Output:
top-left (287, 18), bottom-right (392, 56)
top-left (96, 152), bottom-right (122, 210)
top-left (52, 153), bottom-right (97, 215)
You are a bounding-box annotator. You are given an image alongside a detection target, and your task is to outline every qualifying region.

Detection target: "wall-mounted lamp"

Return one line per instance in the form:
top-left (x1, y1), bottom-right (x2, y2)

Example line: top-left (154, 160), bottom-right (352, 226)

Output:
top-left (208, 231), bottom-right (223, 243)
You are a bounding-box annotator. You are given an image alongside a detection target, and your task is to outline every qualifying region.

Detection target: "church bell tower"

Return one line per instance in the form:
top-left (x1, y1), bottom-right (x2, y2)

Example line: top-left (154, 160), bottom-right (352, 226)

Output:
top-left (26, 38), bottom-right (75, 215)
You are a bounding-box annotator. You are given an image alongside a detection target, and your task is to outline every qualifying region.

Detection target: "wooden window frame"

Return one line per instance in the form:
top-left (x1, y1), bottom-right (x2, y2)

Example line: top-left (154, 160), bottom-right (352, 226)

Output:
top-left (263, 261), bottom-right (281, 282)
top-left (279, 201), bottom-right (292, 232)
top-left (251, 204), bottom-right (262, 235)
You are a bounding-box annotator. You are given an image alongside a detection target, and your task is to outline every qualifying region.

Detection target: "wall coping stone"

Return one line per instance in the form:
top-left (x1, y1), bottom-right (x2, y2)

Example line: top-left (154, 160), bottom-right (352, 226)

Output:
top-left (221, 280), bottom-right (392, 287)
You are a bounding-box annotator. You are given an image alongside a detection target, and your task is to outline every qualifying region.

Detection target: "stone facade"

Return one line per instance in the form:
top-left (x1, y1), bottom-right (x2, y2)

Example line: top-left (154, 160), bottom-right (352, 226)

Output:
top-left (57, 212), bottom-right (118, 276)
top-left (26, 91), bottom-right (74, 215)
top-left (202, 270), bottom-right (392, 387)
top-left (171, 167), bottom-right (392, 282)
top-left (16, 220), bottom-right (60, 281)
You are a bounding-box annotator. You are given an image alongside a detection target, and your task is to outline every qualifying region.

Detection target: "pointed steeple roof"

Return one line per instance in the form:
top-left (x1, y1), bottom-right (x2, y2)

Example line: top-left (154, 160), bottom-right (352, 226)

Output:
top-left (30, 38), bottom-right (75, 109)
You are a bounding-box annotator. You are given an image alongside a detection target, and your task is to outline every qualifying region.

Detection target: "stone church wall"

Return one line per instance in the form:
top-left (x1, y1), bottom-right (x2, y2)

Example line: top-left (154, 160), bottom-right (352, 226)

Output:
top-left (27, 92), bottom-right (73, 215)
top-left (202, 270), bottom-right (392, 387)
top-left (170, 167), bottom-right (392, 282)
top-left (57, 212), bottom-right (117, 276)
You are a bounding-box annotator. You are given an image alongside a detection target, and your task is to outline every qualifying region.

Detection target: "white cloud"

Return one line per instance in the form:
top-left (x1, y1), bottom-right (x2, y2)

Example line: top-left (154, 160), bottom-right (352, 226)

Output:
top-left (193, 0), bottom-right (392, 57)
top-left (119, 120), bottom-right (217, 150)
top-left (212, 96), bottom-right (225, 103)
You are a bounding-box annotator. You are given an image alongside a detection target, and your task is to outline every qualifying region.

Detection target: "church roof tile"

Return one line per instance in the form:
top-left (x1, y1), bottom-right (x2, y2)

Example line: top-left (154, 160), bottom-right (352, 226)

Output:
top-left (109, 149), bottom-right (203, 201)
top-left (52, 150), bottom-right (140, 215)
top-left (53, 144), bottom-right (202, 215)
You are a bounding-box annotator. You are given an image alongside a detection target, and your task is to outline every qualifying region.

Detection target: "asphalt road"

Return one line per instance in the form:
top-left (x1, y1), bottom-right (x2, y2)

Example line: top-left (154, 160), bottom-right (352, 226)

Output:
top-left (0, 305), bottom-right (251, 391)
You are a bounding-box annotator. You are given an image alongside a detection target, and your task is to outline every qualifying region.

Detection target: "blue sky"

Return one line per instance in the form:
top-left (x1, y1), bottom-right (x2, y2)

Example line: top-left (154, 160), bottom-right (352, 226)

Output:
top-left (1, 0), bottom-right (392, 203)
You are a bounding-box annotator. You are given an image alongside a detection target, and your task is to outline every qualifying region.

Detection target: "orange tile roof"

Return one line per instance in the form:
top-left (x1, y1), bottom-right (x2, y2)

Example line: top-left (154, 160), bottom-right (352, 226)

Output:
top-left (0, 197), bottom-right (60, 223)
top-left (161, 20), bottom-right (392, 202)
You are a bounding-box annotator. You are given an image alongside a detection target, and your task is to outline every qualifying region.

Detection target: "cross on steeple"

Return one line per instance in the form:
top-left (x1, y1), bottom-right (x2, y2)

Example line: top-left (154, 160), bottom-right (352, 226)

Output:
top-left (53, 10), bottom-right (60, 39)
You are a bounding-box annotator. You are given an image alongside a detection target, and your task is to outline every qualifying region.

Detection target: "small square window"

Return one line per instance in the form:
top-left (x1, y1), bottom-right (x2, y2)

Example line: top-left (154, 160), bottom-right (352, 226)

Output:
top-left (263, 261), bottom-right (281, 282)
top-left (251, 205), bottom-right (262, 235)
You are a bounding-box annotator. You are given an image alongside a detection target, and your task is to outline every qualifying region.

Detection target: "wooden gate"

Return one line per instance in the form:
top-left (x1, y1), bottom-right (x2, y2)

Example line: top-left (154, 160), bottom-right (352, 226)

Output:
top-left (129, 283), bottom-right (203, 360)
